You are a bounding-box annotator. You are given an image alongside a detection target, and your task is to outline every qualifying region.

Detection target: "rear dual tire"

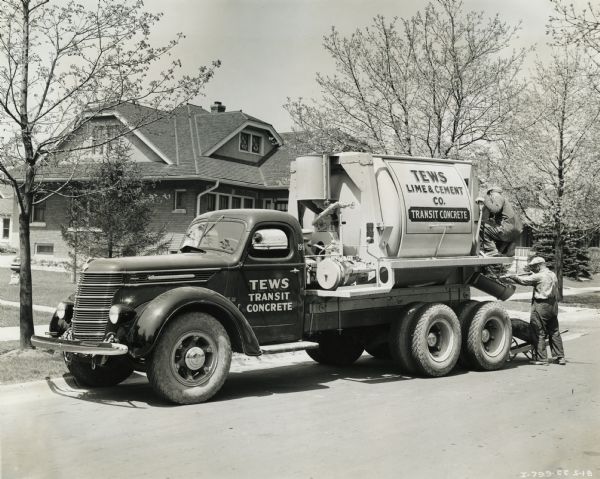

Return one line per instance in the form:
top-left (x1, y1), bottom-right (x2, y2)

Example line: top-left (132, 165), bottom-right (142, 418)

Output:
top-left (390, 303), bottom-right (461, 377)
top-left (463, 302), bottom-right (512, 371)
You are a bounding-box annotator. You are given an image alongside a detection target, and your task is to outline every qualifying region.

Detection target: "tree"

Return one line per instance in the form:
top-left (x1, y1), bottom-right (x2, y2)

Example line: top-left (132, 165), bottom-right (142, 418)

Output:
top-left (0, 0), bottom-right (219, 348)
top-left (550, 0), bottom-right (600, 70)
top-left (532, 225), bottom-right (592, 280)
top-left (61, 143), bottom-right (169, 279)
top-left (285, 0), bottom-right (526, 158)
top-left (490, 48), bottom-right (600, 298)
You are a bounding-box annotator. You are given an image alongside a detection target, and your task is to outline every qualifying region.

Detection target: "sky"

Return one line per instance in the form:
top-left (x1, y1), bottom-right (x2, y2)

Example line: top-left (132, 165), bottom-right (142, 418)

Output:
top-left (140, 0), bottom-right (563, 131)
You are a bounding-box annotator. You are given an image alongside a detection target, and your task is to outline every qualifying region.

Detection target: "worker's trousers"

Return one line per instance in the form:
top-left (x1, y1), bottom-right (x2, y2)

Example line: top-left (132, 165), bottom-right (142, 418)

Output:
top-left (480, 223), bottom-right (520, 256)
top-left (530, 301), bottom-right (564, 361)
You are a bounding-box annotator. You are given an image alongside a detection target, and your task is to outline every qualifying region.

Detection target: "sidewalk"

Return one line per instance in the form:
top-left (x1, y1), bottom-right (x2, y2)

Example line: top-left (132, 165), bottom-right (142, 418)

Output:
top-left (0, 254), bottom-right (67, 272)
top-left (0, 325), bottom-right (51, 341)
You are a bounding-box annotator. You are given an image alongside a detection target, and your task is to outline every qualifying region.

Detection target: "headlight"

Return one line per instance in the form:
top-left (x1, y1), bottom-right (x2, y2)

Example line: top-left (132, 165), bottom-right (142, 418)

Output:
top-left (109, 304), bottom-right (135, 325)
top-left (109, 305), bottom-right (120, 325)
top-left (56, 302), bottom-right (73, 321)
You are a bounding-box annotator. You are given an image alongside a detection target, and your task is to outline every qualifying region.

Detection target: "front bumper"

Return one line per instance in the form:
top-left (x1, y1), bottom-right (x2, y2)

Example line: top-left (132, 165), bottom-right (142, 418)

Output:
top-left (31, 335), bottom-right (129, 356)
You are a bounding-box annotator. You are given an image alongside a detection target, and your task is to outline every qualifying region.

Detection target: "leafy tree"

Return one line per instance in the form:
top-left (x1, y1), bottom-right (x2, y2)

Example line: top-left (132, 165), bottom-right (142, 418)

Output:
top-left (61, 143), bottom-right (169, 280)
top-left (532, 225), bottom-right (592, 280)
top-left (285, 0), bottom-right (526, 158)
top-left (489, 47), bottom-right (600, 298)
top-left (0, 0), bottom-right (219, 348)
top-left (550, 0), bottom-right (600, 72)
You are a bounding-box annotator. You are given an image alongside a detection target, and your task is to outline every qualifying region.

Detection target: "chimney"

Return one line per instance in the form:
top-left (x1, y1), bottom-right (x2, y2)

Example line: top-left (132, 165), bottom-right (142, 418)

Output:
top-left (210, 101), bottom-right (226, 113)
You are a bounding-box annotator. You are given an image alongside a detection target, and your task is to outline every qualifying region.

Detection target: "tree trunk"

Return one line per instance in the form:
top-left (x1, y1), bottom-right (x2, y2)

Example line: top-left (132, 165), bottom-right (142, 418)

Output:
top-left (18, 210), bottom-right (34, 349)
top-left (554, 230), bottom-right (564, 302)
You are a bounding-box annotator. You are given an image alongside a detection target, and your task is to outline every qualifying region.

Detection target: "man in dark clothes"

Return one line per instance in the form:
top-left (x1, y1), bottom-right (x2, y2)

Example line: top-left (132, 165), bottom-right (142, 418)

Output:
top-left (477, 186), bottom-right (523, 256)
top-left (504, 257), bottom-right (566, 365)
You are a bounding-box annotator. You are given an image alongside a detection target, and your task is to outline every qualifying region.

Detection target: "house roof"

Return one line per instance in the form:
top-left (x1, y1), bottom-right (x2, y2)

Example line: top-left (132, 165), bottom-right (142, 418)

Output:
top-left (31, 102), bottom-right (293, 189)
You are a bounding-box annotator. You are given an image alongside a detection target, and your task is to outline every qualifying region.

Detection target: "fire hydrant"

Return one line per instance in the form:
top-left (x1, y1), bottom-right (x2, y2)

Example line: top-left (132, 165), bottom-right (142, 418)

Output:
top-left (9, 256), bottom-right (20, 285)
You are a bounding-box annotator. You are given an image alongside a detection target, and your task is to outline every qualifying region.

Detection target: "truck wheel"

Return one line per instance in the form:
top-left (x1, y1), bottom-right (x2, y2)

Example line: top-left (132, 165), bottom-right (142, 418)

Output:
top-left (365, 343), bottom-right (392, 360)
top-left (411, 303), bottom-right (461, 377)
top-left (306, 331), bottom-right (364, 366)
top-left (147, 312), bottom-right (232, 404)
top-left (465, 302), bottom-right (512, 371)
top-left (67, 356), bottom-right (134, 388)
top-left (452, 300), bottom-right (480, 368)
top-left (389, 303), bottom-right (424, 375)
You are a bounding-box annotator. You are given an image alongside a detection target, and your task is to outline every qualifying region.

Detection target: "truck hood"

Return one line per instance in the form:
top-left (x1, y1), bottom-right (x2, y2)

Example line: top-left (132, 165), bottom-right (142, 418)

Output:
top-left (85, 252), bottom-right (238, 274)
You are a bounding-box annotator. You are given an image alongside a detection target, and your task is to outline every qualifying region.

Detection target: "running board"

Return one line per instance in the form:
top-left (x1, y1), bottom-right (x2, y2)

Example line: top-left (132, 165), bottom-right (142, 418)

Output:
top-left (261, 341), bottom-right (319, 355)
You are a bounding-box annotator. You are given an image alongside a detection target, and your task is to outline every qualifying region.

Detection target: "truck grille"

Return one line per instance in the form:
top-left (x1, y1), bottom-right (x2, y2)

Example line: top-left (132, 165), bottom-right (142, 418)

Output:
top-left (72, 272), bottom-right (123, 342)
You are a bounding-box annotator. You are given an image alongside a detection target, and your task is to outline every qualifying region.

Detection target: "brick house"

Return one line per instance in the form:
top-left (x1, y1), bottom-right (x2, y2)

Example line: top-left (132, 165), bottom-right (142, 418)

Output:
top-left (8, 101), bottom-right (296, 259)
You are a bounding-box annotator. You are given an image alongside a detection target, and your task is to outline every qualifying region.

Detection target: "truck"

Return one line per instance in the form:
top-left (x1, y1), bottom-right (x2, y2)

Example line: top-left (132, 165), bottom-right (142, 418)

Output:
top-left (32, 152), bottom-right (517, 404)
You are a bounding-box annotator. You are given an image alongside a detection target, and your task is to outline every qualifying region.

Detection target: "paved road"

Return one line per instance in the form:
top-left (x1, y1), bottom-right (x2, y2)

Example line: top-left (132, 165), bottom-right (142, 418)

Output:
top-left (1, 312), bottom-right (599, 479)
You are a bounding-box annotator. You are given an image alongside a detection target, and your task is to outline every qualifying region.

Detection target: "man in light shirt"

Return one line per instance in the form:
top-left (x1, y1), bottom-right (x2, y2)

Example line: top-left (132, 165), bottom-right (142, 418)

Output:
top-left (504, 256), bottom-right (566, 365)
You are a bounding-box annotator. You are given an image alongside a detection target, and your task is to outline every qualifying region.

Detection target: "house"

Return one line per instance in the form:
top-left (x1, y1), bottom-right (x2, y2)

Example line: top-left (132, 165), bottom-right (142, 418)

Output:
top-left (0, 185), bottom-right (13, 248)
top-left (9, 101), bottom-right (297, 259)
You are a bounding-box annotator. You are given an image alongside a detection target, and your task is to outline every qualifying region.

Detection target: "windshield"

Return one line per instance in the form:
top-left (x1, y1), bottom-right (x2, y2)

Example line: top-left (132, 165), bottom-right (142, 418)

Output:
top-left (180, 219), bottom-right (246, 254)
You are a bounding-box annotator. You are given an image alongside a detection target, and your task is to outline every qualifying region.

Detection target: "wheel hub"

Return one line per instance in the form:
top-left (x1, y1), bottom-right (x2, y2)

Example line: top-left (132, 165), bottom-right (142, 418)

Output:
top-left (185, 347), bottom-right (206, 370)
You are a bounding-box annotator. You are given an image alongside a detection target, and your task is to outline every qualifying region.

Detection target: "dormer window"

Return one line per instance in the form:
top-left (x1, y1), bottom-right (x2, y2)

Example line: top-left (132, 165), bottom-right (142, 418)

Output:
top-left (92, 124), bottom-right (120, 155)
top-left (239, 132), bottom-right (262, 155)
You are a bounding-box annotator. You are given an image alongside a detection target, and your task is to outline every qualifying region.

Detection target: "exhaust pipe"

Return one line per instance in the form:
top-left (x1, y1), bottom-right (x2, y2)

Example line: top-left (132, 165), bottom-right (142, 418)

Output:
top-left (467, 272), bottom-right (516, 300)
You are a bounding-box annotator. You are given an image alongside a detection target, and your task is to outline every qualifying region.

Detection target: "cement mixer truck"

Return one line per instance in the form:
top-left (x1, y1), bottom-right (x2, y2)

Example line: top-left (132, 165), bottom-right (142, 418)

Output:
top-left (32, 152), bottom-right (516, 404)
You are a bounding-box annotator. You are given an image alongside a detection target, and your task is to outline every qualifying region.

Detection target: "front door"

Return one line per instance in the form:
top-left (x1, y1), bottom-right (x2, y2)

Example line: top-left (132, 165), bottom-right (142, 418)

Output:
top-left (236, 223), bottom-right (304, 344)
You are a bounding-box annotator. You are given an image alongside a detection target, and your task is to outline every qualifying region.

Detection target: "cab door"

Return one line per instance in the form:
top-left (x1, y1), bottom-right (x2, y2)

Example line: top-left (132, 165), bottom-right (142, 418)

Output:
top-left (236, 222), bottom-right (304, 344)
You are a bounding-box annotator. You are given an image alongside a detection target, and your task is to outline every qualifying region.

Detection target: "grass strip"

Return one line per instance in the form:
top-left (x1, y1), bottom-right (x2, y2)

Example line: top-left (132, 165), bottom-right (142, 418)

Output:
top-left (0, 340), bottom-right (68, 384)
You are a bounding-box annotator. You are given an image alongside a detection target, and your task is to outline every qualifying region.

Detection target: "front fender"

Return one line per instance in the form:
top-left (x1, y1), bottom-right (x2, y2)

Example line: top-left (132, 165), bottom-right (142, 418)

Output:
top-left (127, 286), bottom-right (261, 358)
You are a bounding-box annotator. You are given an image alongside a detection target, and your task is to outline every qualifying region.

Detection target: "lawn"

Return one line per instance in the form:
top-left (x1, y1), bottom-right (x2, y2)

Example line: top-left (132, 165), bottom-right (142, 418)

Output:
top-left (0, 267), bottom-right (74, 307)
top-left (0, 304), bottom-right (51, 327)
top-left (0, 340), bottom-right (68, 384)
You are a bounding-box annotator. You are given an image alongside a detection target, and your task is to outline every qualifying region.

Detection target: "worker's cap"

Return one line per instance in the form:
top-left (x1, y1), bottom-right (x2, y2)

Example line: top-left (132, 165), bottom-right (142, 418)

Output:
top-left (528, 256), bottom-right (545, 266)
top-left (486, 185), bottom-right (503, 194)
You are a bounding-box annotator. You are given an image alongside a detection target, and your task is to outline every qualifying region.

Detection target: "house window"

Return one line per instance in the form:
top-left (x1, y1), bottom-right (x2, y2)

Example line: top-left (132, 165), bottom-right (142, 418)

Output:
top-left (35, 243), bottom-right (54, 255)
top-left (274, 200), bottom-right (288, 212)
top-left (239, 132), bottom-right (262, 155)
top-left (240, 132), bottom-right (250, 152)
top-left (199, 193), bottom-right (255, 214)
top-left (251, 135), bottom-right (261, 154)
top-left (32, 201), bottom-right (46, 223)
top-left (173, 190), bottom-right (187, 212)
top-left (92, 124), bottom-right (120, 155)
top-left (264, 199), bottom-right (288, 212)
top-left (2, 218), bottom-right (9, 239)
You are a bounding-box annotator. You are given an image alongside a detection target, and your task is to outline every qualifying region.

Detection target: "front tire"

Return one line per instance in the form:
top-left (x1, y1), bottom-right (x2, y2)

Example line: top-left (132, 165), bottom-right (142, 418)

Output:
top-left (147, 312), bottom-right (232, 404)
top-left (411, 303), bottom-right (461, 377)
top-left (465, 302), bottom-right (512, 371)
top-left (67, 356), bottom-right (134, 388)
